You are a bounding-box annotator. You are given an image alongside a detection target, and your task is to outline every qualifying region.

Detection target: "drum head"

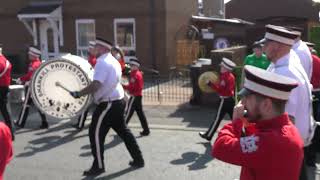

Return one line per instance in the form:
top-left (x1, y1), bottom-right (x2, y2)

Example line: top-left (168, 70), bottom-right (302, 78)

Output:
top-left (31, 57), bottom-right (93, 119)
top-left (198, 71), bottom-right (219, 93)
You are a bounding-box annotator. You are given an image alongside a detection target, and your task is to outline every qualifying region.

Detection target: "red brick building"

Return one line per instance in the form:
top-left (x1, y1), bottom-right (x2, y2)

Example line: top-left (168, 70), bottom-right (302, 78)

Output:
top-left (0, 0), bottom-right (197, 74)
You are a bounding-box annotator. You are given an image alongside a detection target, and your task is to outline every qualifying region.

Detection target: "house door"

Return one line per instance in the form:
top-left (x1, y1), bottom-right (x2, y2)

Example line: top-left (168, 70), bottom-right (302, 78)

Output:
top-left (39, 20), bottom-right (59, 60)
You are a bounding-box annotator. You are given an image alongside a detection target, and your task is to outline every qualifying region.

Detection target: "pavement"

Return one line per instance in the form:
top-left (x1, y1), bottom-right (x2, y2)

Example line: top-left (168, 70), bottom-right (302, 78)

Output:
top-left (2, 103), bottom-right (320, 180)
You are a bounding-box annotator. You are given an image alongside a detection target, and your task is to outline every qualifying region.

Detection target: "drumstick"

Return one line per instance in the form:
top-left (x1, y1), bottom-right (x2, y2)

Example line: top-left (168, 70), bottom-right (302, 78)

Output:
top-left (55, 82), bottom-right (72, 93)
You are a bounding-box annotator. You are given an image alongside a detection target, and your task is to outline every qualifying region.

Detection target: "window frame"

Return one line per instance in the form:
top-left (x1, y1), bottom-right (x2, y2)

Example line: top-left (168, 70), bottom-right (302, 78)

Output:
top-left (113, 18), bottom-right (136, 51)
top-left (75, 19), bottom-right (96, 56)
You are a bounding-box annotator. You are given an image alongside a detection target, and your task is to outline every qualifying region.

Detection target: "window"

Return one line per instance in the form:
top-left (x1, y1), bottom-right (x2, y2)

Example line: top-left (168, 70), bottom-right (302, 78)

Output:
top-left (76, 19), bottom-right (95, 57)
top-left (114, 18), bottom-right (136, 51)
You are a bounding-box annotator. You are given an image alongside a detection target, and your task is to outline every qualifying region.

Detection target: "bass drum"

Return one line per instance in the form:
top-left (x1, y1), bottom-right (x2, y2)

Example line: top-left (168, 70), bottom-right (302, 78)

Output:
top-left (31, 54), bottom-right (94, 119)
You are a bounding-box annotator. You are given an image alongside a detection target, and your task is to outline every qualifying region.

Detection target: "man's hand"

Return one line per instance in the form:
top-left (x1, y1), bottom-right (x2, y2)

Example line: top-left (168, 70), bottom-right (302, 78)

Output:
top-left (206, 80), bottom-right (212, 87)
top-left (15, 78), bottom-right (22, 85)
top-left (232, 101), bottom-right (245, 120)
top-left (70, 91), bottom-right (80, 98)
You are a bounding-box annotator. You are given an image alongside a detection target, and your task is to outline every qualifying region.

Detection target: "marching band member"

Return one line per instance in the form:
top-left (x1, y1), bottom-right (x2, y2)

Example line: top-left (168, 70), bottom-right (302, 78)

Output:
top-left (0, 44), bottom-right (14, 140)
top-left (70, 37), bottom-right (144, 176)
top-left (199, 57), bottom-right (235, 141)
top-left (288, 26), bottom-right (313, 80)
top-left (213, 65), bottom-right (303, 180)
top-left (0, 121), bottom-right (13, 180)
top-left (15, 47), bottom-right (48, 129)
top-left (72, 41), bottom-right (97, 130)
top-left (263, 24), bottom-right (314, 180)
top-left (123, 58), bottom-right (150, 136)
top-left (304, 42), bottom-right (320, 167)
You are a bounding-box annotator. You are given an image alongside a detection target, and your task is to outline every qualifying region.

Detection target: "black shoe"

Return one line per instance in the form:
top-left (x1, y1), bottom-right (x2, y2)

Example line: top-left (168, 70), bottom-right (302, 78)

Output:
top-left (83, 167), bottom-right (105, 176)
top-left (140, 130), bottom-right (150, 136)
top-left (199, 132), bottom-right (211, 141)
top-left (14, 122), bottom-right (24, 129)
top-left (306, 159), bottom-right (316, 167)
top-left (129, 160), bottom-right (145, 168)
top-left (39, 123), bottom-right (49, 129)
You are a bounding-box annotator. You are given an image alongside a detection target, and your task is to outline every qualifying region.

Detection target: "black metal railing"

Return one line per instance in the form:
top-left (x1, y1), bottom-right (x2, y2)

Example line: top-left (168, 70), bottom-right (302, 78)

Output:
top-left (142, 67), bottom-right (192, 104)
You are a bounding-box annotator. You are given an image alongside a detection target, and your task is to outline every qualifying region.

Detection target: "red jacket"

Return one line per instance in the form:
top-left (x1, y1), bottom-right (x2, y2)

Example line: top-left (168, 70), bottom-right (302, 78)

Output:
top-left (210, 71), bottom-right (235, 97)
top-left (0, 55), bottom-right (12, 87)
top-left (212, 113), bottom-right (303, 180)
top-left (311, 54), bottom-right (320, 90)
top-left (118, 58), bottom-right (126, 72)
top-left (123, 69), bottom-right (143, 96)
top-left (88, 54), bottom-right (97, 68)
top-left (20, 58), bottom-right (42, 83)
top-left (0, 122), bottom-right (13, 180)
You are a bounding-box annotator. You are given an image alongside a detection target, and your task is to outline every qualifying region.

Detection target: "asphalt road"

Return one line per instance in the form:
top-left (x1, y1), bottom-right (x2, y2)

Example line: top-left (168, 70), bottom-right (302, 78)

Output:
top-left (3, 103), bottom-right (319, 180)
top-left (2, 103), bottom-right (242, 180)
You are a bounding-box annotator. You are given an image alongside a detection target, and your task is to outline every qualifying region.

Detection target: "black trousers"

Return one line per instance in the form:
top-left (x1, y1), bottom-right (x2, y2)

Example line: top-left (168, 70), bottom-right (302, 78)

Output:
top-left (205, 97), bottom-right (235, 140)
top-left (0, 87), bottom-right (13, 132)
top-left (304, 91), bottom-right (320, 166)
top-left (76, 104), bottom-right (95, 129)
top-left (89, 99), bottom-right (143, 169)
top-left (125, 96), bottom-right (149, 132)
top-left (299, 148), bottom-right (309, 180)
top-left (16, 86), bottom-right (47, 127)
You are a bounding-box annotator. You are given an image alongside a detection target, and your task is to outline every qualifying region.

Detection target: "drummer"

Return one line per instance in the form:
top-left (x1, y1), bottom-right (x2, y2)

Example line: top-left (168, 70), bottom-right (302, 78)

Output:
top-left (199, 57), bottom-right (236, 141)
top-left (0, 44), bottom-right (14, 140)
top-left (15, 46), bottom-right (48, 129)
top-left (72, 41), bottom-right (98, 130)
top-left (70, 37), bottom-right (144, 175)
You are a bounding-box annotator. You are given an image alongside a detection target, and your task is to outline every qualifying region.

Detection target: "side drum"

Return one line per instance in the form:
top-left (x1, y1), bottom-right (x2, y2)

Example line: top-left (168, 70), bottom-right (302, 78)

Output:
top-left (31, 54), bottom-right (94, 119)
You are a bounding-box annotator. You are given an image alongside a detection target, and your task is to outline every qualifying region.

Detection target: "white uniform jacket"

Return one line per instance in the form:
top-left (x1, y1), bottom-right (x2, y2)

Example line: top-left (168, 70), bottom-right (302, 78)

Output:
top-left (93, 53), bottom-right (124, 104)
top-left (292, 40), bottom-right (313, 80)
top-left (267, 50), bottom-right (315, 146)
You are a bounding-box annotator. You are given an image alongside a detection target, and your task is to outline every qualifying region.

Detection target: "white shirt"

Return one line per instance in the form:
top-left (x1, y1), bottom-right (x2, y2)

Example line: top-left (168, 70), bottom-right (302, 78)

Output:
top-left (292, 40), bottom-right (313, 80)
top-left (93, 53), bottom-right (124, 103)
top-left (267, 50), bottom-right (314, 146)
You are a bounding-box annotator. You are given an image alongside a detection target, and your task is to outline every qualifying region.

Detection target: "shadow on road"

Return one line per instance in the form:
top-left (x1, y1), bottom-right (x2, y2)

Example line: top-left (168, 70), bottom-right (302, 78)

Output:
top-left (168, 103), bottom-right (215, 129)
top-left (170, 142), bottom-right (213, 170)
top-left (81, 167), bottom-right (138, 180)
top-left (15, 125), bottom-right (87, 158)
top-left (80, 135), bottom-right (122, 157)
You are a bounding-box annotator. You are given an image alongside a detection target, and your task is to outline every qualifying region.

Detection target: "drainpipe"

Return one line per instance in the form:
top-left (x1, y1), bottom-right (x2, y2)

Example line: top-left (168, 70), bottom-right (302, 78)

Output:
top-left (149, 0), bottom-right (157, 70)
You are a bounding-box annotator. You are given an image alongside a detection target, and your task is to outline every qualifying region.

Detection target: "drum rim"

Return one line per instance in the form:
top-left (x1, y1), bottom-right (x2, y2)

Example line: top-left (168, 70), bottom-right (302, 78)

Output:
top-left (31, 59), bottom-right (93, 119)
